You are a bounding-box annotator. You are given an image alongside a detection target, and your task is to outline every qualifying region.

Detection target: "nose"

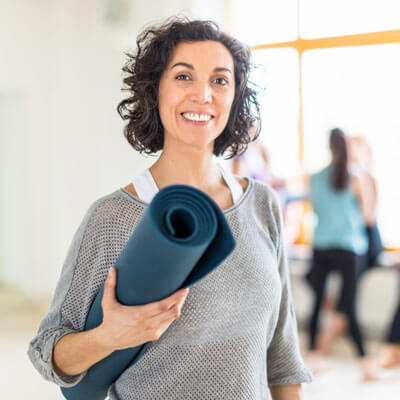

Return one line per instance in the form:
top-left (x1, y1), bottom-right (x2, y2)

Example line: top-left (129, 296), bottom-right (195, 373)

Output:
top-left (190, 81), bottom-right (212, 104)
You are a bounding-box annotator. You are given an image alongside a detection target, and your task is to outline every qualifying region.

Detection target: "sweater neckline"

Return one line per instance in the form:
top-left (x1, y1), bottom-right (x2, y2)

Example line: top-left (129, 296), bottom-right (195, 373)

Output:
top-left (119, 177), bottom-right (253, 215)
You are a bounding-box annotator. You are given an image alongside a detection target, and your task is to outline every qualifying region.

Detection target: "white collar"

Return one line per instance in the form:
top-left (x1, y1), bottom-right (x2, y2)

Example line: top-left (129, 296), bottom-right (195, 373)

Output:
top-left (132, 163), bottom-right (244, 205)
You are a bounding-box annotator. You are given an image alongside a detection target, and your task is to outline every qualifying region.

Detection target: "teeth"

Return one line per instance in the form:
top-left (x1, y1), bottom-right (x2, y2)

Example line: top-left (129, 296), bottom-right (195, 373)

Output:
top-left (182, 113), bottom-right (212, 121)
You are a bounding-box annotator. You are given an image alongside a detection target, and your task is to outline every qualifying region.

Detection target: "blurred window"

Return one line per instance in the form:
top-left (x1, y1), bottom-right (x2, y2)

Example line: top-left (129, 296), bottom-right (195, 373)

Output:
top-left (300, 0), bottom-right (400, 39)
top-left (302, 45), bottom-right (400, 248)
top-left (232, 0), bottom-right (298, 45)
top-left (251, 48), bottom-right (299, 180)
top-left (231, 1), bottom-right (400, 248)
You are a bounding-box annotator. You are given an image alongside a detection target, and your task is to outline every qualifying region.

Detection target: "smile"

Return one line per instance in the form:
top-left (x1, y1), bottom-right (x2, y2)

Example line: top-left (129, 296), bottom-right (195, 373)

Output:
top-left (181, 112), bottom-right (214, 122)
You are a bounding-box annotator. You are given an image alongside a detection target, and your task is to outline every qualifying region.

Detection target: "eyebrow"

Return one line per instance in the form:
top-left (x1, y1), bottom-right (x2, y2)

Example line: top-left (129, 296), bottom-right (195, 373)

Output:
top-left (170, 62), bottom-right (232, 75)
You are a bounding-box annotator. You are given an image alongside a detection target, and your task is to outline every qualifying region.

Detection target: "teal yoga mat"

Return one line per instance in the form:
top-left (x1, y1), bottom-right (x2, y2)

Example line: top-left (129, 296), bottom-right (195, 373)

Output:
top-left (61, 184), bottom-right (236, 400)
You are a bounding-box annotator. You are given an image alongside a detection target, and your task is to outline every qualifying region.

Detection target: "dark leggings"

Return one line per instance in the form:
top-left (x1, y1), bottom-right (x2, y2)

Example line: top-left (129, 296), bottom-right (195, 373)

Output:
top-left (388, 303), bottom-right (400, 343)
top-left (387, 275), bottom-right (400, 343)
top-left (307, 249), bottom-right (366, 357)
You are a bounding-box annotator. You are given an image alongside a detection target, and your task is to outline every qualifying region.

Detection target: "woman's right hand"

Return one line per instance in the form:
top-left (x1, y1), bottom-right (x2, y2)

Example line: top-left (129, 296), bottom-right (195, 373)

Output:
top-left (96, 266), bottom-right (189, 352)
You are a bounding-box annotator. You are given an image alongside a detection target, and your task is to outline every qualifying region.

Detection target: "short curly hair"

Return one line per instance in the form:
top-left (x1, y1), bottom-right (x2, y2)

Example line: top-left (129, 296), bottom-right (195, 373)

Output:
top-left (117, 17), bottom-right (261, 159)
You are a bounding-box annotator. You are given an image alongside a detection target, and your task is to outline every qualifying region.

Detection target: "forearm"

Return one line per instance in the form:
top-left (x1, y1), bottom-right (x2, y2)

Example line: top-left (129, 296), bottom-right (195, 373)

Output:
top-left (269, 384), bottom-right (303, 400)
top-left (358, 175), bottom-right (377, 226)
top-left (52, 326), bottom-right (113, 377)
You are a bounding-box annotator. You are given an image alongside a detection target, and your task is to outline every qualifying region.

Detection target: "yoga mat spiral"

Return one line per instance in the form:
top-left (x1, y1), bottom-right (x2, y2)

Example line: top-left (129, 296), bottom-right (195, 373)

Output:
top-left (61, 184), bottom-right (236, 400)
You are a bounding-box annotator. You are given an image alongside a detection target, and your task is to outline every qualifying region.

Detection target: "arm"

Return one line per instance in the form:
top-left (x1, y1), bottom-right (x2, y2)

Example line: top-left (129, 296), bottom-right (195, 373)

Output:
top-left (52, 327), bottom-right (113, 377)
top-left (366, 174), bottom-right (378, 224)
top-left (267, 189), bottom-right (312, 392)
top-left (52, 266), bottom-right (188, 377)
top-left (351, 173), bottom-right (376, 226)
top-left (270, 384), bottom-right (303, 400)
top-left (27, 200), bottom-right (102, 386)
top-left (28, 199), bottom-right (188, 385)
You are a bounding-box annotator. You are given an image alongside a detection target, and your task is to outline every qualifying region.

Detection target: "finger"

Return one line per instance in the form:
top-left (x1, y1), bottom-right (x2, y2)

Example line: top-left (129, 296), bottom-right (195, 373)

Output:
top-left (101, 266), bottom-right (117, 308)
top-left (136, 288), bottom-right (189, 319)
top-left (147, 302), bottom-right (182, 327)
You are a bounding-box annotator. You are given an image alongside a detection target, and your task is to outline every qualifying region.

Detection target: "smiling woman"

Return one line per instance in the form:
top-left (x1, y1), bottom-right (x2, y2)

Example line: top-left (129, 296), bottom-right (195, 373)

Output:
top-left (27, 16), bottom-right (311, 400)
top-left (117, 18), bottom-right (260, 159)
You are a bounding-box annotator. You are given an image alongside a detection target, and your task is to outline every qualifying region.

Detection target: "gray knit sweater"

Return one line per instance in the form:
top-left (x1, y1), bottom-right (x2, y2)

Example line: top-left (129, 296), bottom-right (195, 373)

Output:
top-left (27, 178), bottom-right (311, 399)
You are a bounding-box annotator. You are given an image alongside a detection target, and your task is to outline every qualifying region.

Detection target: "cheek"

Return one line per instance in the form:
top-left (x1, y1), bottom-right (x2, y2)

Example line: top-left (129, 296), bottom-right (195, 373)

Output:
top-left (158, 87), bottom-right (183, 122)
top-left (218, 92), bottom-right (235, 123)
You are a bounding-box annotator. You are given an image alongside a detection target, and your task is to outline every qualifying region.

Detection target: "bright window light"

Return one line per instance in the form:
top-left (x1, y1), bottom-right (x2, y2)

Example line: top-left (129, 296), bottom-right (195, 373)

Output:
top-left (300, 0), bottom-right (400, 39)
top-left (232, 0), bottom-right (298, 45)
top-left (302, 44), bottom-right (400, 248)
top-left (251, 48), bottom-right (299, 180)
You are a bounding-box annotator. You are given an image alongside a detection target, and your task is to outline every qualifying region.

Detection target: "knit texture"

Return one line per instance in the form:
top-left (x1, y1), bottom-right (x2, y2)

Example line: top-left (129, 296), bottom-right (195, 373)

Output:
top-left (28, 178), bottom-right (311, 399)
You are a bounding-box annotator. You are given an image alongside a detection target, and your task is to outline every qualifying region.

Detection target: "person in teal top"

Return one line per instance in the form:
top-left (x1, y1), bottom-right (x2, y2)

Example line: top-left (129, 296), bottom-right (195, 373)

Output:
top-left (310, 163), bottom-right (368, 255)
top-left (306, 128), bottom-right (377, 380)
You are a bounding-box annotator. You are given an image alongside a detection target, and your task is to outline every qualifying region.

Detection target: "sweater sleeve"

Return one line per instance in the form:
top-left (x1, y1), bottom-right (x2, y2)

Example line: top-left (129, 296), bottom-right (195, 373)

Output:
top-left (27, 199), bottom-right (103, 387)
top-left (266, 194), bottom-right (312, 386)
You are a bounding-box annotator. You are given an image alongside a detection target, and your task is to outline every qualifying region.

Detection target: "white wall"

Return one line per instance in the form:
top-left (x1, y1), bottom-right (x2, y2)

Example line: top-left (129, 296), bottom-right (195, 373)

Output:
top-left (0, 0), bottom-right (55, 298)
top-left (0, 0), bottom-right (227, 300)
top-left (0, 93), bottom-right (29, 292)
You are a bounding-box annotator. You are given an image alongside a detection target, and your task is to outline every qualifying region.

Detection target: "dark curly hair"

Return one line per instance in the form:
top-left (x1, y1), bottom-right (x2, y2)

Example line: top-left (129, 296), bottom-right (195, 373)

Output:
top-left (117, 17), bottom-right (261, 159)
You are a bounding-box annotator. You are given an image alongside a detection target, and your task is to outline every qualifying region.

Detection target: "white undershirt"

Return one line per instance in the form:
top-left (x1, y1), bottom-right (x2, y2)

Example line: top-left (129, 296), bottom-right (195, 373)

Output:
top-left (132, 163), bottom-right (244, 205)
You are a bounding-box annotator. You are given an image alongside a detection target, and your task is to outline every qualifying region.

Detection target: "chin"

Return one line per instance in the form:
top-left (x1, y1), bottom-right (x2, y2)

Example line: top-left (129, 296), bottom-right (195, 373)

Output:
top-left (177, 133), bottom-right (217, 149)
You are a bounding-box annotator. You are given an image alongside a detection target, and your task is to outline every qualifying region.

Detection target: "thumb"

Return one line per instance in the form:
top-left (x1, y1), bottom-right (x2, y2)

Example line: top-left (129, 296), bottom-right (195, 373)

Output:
top-left (102, 266), bottom-right (117, 309)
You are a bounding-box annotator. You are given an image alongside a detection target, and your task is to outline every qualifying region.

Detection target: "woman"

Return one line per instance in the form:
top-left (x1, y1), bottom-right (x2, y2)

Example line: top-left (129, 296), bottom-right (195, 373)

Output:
top-left (28, 18), bottom-right (311, 399)
top-left (306, 128), bottom-right (376, 380)
top-left (307, 135), bottom-right (383, 359)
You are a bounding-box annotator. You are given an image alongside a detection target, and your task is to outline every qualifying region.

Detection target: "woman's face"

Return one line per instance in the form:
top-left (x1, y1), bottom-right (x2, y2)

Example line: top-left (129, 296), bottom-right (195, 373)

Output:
top-left (158, 40), bottom-right (235, 152)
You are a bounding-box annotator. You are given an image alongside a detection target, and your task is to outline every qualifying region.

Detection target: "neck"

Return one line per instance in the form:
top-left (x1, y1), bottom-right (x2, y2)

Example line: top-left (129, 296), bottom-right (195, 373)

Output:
top-left (149, 140), bottom-right (222, 191)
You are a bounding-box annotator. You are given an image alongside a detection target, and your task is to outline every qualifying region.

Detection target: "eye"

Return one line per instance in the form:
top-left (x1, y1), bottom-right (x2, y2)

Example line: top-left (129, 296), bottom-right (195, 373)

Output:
top-left (213, 77), bottom-right (228, 86)
top-left (176, 74), bottom-right (190, 81)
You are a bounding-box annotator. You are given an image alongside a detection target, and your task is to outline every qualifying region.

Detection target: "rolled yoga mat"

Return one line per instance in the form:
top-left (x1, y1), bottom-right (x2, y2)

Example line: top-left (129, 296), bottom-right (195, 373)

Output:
top-left (61, 184), bottom-right (236, 400)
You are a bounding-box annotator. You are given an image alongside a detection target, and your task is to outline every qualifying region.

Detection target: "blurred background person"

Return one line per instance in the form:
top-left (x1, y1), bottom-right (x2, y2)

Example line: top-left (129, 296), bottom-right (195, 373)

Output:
top-left (348, 135), bottom-right (383, 275)
top-left (231, 137), bottom-right (288, 206)
top-left (305, 128), bottom-right (377, 380)
top-left (307, 134), bottom-right (384, 362)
